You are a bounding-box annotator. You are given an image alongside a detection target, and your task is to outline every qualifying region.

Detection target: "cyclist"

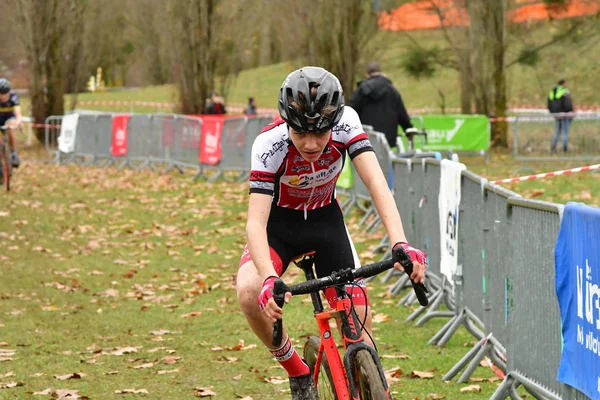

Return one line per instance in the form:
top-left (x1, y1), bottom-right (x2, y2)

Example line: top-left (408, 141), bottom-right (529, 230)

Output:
top-left (236, 66), bottom-right (427, 399)
top-left (0, 78), bottom-right (21, 167)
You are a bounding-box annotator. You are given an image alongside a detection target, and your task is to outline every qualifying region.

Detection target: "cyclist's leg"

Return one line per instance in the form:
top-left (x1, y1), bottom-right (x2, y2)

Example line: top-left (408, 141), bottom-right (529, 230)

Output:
top-left (4, 118), bottom-right (19, 166)
top-left (236, 246), bottom-right (310, 378)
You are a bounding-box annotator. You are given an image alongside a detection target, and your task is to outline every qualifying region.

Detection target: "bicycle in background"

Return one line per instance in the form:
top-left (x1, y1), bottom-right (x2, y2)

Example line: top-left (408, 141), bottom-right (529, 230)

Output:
top-left (272, 247), bottom-right (428, 399)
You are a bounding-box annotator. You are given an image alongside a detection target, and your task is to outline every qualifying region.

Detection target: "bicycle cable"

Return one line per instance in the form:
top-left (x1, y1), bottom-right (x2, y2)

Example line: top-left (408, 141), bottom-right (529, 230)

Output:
top-left (334, 280), bottom-right (377, 354)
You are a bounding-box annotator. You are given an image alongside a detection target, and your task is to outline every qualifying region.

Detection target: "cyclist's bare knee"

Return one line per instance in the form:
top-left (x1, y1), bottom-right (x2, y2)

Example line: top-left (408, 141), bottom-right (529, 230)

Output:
top-left (236, 261), bottom-right (262, 315)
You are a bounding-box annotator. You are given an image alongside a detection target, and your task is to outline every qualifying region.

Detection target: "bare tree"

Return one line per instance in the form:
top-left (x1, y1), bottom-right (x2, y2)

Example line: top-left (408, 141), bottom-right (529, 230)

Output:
top-left (275, 0), bottom-right (380, 100)
top-left (166, 0), bottom-right (245, 114)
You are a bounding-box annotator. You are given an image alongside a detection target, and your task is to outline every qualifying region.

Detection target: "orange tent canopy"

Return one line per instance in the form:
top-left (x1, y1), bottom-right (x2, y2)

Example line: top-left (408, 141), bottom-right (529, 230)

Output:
top-left (379, 0), bottom-right (599, 31)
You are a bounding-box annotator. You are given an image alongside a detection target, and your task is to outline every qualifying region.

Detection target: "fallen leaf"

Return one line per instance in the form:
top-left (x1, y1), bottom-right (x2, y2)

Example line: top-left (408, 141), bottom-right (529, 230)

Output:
top-left (181, 311), bottom-right (203, 318)
top-left (115, 388), bottom-right (149, 394)
top-left (150, 330), bottom-right (171, 336)
top-left (410, 370), bottom-right (434, 379)
top-left (232, 374), bottom-right (242, 381)
top-left (33, 388), bottom-right (53, 395)
top-left (372, 313), bottom-right (391, 323)
top-left (193, 387), bottom-right (217, 397)
top-left (426, 394), bottom-right (445, 399)
top-left (0, 372), bottom-right (14, 378)
top-left (380, 354), bottom-right (410, 359)
top-left (157, 369), bottom-right (179, 375)
top-left (53, 389), bottom-right (85, 399)
top-left (55, 373), bottom-right (86, 380)
top-left (133, 362), bottom-right (155, 369)
top-left (111, 347), bottom-right (138, 356)
top-left (460, 384), bottom-right (481, 392)
top-left (264, 376), bottom-right (288, 385)
top-left (161, 356), bottom-right (181, 364)
top-left (0, 381), bottom-right (24, 389)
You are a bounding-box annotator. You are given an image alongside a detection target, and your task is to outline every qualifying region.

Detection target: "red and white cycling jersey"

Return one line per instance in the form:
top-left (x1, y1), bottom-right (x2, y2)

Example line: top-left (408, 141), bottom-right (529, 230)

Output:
top-left (249, 106), bottom-right (373, 211)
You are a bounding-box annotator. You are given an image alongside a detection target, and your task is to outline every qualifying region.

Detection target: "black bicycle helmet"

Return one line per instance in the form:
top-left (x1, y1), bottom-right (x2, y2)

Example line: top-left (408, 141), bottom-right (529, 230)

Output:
top-left (278, 66), bottom-right (344, 134)
top-left (0, 78), bottom-right (11, 94)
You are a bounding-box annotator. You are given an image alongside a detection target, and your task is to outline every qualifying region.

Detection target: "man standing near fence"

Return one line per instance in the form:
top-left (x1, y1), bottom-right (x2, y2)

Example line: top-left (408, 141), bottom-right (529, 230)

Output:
top-left (548, 79), bottom-right (574, 153)
top-left (349, 62), bottom-right (417, 152)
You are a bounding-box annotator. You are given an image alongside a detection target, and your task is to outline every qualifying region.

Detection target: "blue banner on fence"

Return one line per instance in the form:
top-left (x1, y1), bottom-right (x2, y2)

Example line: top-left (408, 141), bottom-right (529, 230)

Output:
top-left (556, 202), bottom-right (600, 398)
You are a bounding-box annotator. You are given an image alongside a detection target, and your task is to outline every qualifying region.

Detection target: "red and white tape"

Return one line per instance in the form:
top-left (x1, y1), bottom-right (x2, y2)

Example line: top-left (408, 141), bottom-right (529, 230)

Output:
top-left (491, 164), bottom-right (600, 184)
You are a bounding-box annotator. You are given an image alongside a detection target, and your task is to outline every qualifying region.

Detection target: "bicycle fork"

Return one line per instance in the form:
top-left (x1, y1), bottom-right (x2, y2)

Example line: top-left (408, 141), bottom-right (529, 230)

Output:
top-left (315, 297), bottom-right (392, 399)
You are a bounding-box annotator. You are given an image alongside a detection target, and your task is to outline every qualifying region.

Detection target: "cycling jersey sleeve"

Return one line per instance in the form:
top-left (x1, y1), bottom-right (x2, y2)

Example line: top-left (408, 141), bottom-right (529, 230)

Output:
top-left (10, 94), bottom-right (20, 107)
top-left (248, 128), bottom-right (288, 196)
top-left (333, 106), bottom-right (373, 159)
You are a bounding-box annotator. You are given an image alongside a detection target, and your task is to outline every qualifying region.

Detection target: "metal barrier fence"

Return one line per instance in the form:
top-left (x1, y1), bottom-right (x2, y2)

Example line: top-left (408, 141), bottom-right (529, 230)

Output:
top-left (387, 159), bottom-right (591, 400)
top-left (512, 113), bottom-right (600, 165)
top-left (44, 112), bottom-right (274, 180)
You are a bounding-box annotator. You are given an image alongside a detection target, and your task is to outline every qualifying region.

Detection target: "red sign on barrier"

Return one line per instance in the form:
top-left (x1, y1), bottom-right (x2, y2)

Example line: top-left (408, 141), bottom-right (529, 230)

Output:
top-left (111, 114), bottom-right (130, 156)
top-left (195, 115), bottom-right (226, 165)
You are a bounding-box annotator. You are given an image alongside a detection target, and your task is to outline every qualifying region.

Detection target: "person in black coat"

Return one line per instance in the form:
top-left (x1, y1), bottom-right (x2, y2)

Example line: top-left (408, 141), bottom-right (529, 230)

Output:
top-left (349, 62), bottom-right (416, 150)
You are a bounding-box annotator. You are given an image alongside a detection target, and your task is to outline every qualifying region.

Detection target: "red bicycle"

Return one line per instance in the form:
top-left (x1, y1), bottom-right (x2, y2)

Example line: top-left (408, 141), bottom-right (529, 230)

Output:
top-left (272, 247), bottom-right (428, 399)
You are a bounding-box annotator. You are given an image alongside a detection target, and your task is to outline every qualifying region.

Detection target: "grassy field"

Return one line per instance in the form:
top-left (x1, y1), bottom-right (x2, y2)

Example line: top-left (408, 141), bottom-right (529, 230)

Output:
top-left (0, 150), bottom-right (539, 400)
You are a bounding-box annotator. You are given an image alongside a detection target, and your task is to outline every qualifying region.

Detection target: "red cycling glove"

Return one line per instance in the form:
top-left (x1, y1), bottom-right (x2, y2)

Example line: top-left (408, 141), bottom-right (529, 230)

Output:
top-left (393, 242), bottom-right (427, 266)
top-left (258, 276), bottom-right (278, 311)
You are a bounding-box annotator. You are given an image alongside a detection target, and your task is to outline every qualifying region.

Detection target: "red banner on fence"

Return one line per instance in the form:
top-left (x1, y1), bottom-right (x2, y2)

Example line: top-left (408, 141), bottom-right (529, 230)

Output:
top-left (111, 114), bottom-right (130, 156)
top-left (194, 115), bottom-right (226, 165)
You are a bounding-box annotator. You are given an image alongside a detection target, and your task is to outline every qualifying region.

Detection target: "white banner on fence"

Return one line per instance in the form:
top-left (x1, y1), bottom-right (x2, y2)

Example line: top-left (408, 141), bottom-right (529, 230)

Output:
top-left (439, 159), bottom-right (466, 282)
top-left (58, 113), bottom-right (79, 153)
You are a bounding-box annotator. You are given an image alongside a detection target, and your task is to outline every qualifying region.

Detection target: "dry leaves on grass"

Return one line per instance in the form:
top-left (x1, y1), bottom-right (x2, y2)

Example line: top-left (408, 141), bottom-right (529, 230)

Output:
top-left (194, 387), bottom-right (217, 397)
top-left (54, 373), bottom-right (86, 380)
top-left (264, 376), bottom-right (288, 385)
top-left (410, 370), bottom-right (435, 379)
top-left (211, 339), bottom-right (257, 351)
top-left (460, 384), bottom-right (481, 392)
top-left (426, 394), bottom-right (446, 399)
top-left (372, 313), bottom-right (391, 323)
top-left (380, 353), bottom-right (410, 359)
top-left (384, 367), bottom-right (404, 383)
top-left (0, 381), bottom-right (24, 389)
top-left (33, 388), bottom-right (88, 399)
top-left (115, 388), bottom-right (149, 394)
top-left (110, 346), bottom-right (139, 356)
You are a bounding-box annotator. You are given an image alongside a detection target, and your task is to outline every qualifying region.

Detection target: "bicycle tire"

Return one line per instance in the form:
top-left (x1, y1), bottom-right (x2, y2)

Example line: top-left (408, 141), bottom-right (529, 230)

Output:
top-left (303, 336), bottom-right (338, 400)
top-left (354, 349), bottom-right (389, 400)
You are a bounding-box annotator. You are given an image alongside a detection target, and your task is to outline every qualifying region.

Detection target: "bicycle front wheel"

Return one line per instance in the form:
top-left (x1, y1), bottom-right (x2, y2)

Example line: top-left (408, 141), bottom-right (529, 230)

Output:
top-left (354, 349), bottom-right (389, 400)
top-left (303, 336), bottom-right (338, 400)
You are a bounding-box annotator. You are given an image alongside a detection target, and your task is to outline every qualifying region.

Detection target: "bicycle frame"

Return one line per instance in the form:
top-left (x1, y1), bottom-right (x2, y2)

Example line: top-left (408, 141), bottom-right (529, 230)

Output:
top-left (296, 256), bottom-right (391, 400)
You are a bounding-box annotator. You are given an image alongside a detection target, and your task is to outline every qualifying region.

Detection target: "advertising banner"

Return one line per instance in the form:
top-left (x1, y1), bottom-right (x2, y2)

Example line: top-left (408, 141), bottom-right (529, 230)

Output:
top-left (111, 114), bottom-right (130, 156)
top-left (196, 115), bottom-right (224, 165)
top-left (438, 160), bottom-right (466, 282)
top-left (400, 114), bottom-right (490, 152)
top-left (58, 113), bottom-right (79, 153)
top-left (555, 202), bottom-right (600, 399)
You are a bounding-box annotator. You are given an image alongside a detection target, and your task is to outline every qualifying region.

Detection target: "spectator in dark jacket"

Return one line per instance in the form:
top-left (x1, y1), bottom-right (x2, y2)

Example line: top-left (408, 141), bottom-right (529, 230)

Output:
top-left (244, 97), bottom-right (257, 116)
top-left (206, 90), bottom-right (227, 115)
top-left (349, 62), bottom-right (416, 150)
top-left (548, 79), bottom-right (574, 153)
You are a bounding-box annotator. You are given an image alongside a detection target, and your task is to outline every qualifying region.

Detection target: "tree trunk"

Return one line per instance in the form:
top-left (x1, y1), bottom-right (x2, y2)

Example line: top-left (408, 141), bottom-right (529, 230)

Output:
top-left (490, 0), bottom-right (508, 147)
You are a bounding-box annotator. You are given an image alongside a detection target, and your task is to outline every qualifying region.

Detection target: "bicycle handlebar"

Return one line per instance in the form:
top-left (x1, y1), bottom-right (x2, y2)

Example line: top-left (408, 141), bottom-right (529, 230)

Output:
top-left (272, 247), bottom-right (429, 346)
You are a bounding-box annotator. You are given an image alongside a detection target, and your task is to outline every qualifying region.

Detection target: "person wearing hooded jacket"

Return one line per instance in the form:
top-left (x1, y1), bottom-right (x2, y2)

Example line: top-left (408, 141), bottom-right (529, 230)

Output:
top-left (349, 62), bottom-right (417, 150)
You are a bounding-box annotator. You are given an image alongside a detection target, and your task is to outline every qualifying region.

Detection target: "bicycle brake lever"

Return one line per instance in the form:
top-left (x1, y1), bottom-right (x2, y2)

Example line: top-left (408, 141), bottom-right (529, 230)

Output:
top-left (392, 247), bottom-right (429, 307)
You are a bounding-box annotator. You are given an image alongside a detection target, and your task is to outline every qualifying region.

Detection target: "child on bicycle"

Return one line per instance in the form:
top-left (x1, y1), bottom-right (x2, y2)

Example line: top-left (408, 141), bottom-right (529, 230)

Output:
top-left (0, 78), bottom-right (22, 168)
top-left (236, 66), bottom-right (426, 399)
